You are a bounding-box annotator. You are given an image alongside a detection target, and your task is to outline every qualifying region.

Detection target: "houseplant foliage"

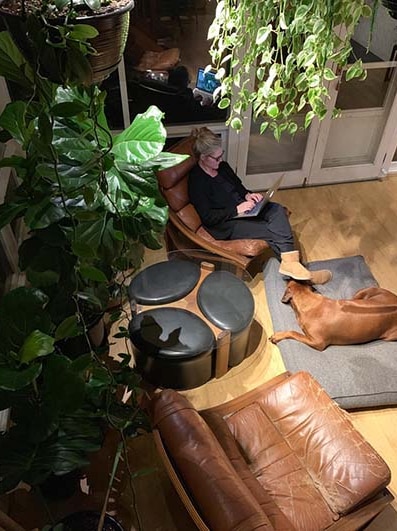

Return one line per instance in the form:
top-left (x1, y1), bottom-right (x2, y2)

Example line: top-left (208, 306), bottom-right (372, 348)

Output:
top-left (0, 0), bottom-right (135, 85)
top-left (209, 0), bottom-right (373, 139)
top-left (0, 15), bottom-right (187, 497)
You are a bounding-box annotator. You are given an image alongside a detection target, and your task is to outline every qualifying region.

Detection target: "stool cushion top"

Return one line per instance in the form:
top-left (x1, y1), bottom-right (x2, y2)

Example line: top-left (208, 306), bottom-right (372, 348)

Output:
top-left (197, 271), bottom-right (255, 333)
top-left (128, 260), bottom-right (200, 304)
top-left (129, 307), bottom-right (215, 359)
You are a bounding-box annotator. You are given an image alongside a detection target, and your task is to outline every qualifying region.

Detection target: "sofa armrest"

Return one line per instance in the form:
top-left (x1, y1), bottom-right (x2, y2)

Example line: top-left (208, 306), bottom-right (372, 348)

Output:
top-left (149, 389), bottom-right (274, 531)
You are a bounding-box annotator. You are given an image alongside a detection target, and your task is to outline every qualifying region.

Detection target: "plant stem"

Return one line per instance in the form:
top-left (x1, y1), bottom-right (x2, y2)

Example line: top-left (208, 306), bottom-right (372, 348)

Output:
top-left (97, 440), bottom-right (123, 531)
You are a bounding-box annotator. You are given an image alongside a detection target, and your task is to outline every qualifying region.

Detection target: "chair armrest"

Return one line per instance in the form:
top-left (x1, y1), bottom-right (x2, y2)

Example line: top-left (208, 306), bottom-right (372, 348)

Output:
top-left (150, 390), bottom-right (275, 531)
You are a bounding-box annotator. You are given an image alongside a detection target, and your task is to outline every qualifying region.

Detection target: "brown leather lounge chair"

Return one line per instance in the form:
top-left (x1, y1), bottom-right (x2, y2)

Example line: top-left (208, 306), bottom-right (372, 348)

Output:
top-left (149, 371), bottom-right (393, 531)
top-left (156, 137), bottom-right (273, 274)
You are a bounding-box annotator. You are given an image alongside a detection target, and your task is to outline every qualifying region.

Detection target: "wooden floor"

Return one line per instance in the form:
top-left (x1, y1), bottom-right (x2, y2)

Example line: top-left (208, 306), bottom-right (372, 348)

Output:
top-left (129, 175), bottom-right (397, 531)
top-left (7, 175), bottom-right (397, 530)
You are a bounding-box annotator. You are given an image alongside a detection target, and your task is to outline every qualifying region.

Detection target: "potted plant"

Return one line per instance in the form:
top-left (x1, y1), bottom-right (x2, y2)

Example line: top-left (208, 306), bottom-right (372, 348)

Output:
top-left (208, 0), bottom-right (373, 139)
top-left (0, 6), bottom-right (187, 524)
top-left (0, 0), bottom-right (135, 85)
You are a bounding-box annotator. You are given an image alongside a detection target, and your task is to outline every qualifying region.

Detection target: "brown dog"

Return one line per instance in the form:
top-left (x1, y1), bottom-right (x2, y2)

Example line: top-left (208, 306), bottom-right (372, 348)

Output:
top-left (270, 281), bottom-right (397, 351)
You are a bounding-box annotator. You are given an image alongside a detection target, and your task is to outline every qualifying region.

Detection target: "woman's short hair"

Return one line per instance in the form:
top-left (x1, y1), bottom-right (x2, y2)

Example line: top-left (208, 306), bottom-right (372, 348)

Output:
top-left (191, 127), bottom-right (222, 158)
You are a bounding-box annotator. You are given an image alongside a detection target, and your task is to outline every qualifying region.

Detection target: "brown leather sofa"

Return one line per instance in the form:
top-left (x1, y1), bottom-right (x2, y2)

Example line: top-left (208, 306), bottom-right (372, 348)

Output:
top-left (149, 371), bottom-right (393, 531)
top-left (156, 137), bottom-right (272, 273)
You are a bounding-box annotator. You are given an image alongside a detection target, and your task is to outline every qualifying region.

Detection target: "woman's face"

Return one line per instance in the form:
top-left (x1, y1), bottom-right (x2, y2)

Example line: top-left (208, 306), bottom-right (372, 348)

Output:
top-left (203, 148), bottom-right (224, 170)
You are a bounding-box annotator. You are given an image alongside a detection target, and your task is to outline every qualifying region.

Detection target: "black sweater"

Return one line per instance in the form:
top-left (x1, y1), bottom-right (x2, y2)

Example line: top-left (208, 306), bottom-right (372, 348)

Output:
top-left (188, 162), bottom-right (250, 239)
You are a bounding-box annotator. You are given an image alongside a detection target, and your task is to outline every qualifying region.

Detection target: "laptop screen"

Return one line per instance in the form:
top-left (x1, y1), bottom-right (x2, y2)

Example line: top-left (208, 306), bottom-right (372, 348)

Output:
top-left (196, 68), bottom-right (221, 94)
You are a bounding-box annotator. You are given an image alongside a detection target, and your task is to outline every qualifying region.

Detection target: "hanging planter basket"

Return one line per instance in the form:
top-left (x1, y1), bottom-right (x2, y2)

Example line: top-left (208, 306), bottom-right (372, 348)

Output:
top-left (77, 0), bottom-right (134, 83)
top-left (0, 0), bottom-right (135, 85)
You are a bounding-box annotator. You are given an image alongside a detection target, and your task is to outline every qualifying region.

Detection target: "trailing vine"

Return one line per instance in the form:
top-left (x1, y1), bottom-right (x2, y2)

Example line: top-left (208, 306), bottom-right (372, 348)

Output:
top-left (209, 0), bottom-right (373, 139)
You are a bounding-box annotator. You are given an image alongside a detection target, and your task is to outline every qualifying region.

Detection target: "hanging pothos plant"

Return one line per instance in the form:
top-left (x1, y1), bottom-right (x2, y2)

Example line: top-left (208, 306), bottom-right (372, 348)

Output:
top-left (208, 0), bottom-right (372, 139)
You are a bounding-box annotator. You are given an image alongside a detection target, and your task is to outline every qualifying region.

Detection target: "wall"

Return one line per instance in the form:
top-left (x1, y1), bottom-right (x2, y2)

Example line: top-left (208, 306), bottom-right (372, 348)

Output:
top-left (354, 1), bottom-right (397, 61)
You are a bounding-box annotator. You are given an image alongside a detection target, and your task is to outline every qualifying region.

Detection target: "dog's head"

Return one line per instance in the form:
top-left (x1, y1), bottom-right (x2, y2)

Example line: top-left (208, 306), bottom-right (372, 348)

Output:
top-left (281, 280), bottom-right (314, 303)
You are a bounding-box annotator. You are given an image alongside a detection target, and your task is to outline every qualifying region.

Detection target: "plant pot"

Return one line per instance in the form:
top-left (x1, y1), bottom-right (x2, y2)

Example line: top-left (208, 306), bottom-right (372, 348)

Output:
top-left (0, 0), bottom-right (135, 84)
top-left (52, 511), bottom-right (124, 531)
top-left (79, 0), bottom-right (135, 83)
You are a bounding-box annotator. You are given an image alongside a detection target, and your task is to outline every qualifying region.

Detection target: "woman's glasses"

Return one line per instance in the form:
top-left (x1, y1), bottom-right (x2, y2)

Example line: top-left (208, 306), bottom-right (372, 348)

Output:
top-left (207, 150), bottom-right (224, 162)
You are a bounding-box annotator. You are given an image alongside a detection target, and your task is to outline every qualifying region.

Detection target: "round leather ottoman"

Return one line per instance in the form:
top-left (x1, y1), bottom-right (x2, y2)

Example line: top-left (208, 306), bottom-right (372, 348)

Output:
top-left (129, 307), bottom-right (215, 390)
top-left (128, 259), bottom-right (200, 305)
top-left (197, 271), bottom-right (255, 366)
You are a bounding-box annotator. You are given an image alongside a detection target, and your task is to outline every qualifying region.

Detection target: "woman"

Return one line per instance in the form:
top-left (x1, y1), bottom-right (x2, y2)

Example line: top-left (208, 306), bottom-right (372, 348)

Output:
top-left (188, 127), bottom-right (331, 284)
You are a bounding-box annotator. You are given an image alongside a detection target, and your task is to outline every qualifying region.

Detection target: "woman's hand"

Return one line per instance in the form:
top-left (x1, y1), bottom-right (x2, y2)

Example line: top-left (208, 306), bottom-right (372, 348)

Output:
top-left (237, 200), bottom-right (256, 214)
top-left (245, 192), bottom-right (263, 203)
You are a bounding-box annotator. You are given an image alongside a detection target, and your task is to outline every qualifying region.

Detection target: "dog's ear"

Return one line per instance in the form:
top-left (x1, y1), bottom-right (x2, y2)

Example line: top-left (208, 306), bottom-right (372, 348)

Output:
top-left (281, 286), bottom-right (292, 303)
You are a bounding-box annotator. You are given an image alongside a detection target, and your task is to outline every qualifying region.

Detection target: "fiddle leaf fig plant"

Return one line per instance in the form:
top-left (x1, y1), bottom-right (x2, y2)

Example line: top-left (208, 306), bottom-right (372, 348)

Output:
top-left (209, 0), bottom-right (373, 139)
top-left (0, 17), bottom-right (187, 499)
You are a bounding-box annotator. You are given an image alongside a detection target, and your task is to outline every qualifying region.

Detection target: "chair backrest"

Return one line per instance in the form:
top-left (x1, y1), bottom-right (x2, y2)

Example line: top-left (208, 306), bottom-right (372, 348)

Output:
top-left (157, 136), bottom-right (203, 234)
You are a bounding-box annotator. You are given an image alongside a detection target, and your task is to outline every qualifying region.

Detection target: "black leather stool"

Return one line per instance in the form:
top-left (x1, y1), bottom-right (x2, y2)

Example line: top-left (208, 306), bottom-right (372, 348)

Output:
top-left (128, 259), bottom-right (200, 305)
top-left (197, 271), bottom-right (255, 366)
top-left (128, 307), bottom-right (215, 389)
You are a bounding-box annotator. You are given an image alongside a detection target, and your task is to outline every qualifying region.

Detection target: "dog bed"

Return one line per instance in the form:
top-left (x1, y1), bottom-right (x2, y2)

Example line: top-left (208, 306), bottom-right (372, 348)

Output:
top-left (263, 255), bottom-right (397, 409)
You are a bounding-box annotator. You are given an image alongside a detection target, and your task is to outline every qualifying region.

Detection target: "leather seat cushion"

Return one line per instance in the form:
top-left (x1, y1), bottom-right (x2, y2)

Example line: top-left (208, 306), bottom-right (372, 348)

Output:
top-left (197, 271), bottom-right (254, 332)
top-left (223, 372), bottom-right (391, 528)
top-left (129, 307), bottom-right (215, 359)
top-left (128, 259), bottom-right (200, 304)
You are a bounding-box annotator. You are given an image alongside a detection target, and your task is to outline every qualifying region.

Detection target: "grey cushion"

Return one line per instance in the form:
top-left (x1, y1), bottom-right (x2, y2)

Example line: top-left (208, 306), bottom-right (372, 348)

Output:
top-left (263, 255), bottom-right (397, 409)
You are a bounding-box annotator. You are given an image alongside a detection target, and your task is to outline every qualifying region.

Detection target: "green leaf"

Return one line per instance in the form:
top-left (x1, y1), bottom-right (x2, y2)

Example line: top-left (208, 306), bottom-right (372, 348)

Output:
top-left (55, 315), bottom-right (81, 341)
top-left (267, 103), bottom-right (279, 118)
top-left (24, 198), bottom-right (66, 230)
top-left (19, 330), bottom-right (55, 364)
top-left (111, 106), bottom-right (166, 164)
top-left (346, 60), bottom-right (364, 81)
top-left (69, 24), bottom-right (99, 40)
top-left (323, 67), bottom-right (336, 81)
top-left (79, 265), bottom-right (108, 283)
top-left (218, 97), bottom-right (231, 109)
top-left (0, 31), bottom-right (34, 88)
top-left (51, 102), bottom-right (88, 117)
top-left (0, 364), bottom-right (42, 391)
top-left (230, 117), bottom-right (243, 131)
top-left (0, 101), bottom-right (29, 144)
top-left (0, 201), bottom-right (27, 230)
top-left (0, 287), bottom-right (52, 358)
top-left (256, 25), bottom-right (272, 45)
top-left (304, 111), bottom-right (316, 129)
top-left (260, 121), bottom-right (269, 134)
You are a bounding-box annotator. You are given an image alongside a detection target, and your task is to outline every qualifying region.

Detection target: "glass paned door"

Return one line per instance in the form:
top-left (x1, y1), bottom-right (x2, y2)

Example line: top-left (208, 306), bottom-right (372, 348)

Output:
top-left (233, 3), bottom-right (397, 190)
top-left (308, 5), bottom-right (397, 184)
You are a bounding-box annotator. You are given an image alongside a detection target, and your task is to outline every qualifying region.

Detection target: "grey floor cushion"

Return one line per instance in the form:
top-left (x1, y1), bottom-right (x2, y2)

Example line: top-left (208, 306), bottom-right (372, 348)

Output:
top-left (263, 255), bottom-right (397, 409)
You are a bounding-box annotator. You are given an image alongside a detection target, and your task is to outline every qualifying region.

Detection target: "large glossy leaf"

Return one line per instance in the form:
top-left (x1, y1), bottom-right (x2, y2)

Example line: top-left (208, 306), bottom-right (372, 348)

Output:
top-left (0, 101), bottom-right (30, 145)
top-left (111, 106), bottom-right (166, 163)
top-left (24, 198), bottom-right (66, 230)
top-left (0, 201), bottom-right (28, 230)
top-left (0, 31), bottom-right (34, 88)
top-left (0, 287), bottom-right (52, 358)
top-left (19, 330), bottom-right (55, 364)
top-left (0, 364), bottom-right (42, 391)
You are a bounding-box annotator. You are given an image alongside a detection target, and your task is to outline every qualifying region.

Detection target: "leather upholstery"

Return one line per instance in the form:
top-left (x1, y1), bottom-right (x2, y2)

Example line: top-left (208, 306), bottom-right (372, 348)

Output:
top-left (156, 137), bottom-right (271, 269)
top-left (149, 371), bottom-right (392, 531)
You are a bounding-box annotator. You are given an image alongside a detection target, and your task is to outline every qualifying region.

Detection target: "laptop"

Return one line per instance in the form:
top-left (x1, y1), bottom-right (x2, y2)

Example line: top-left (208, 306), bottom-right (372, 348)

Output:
top-left (194, 68), bottom-right (221, 100)
top-left (234, 174), bottom-right (285, 219)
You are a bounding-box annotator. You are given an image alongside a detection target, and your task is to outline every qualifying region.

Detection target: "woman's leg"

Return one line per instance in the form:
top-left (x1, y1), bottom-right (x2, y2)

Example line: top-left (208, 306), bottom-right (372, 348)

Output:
top-left (228, 202), bottom-right (331, 284)
top-left (229, 202), bottom-right (294, 258)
